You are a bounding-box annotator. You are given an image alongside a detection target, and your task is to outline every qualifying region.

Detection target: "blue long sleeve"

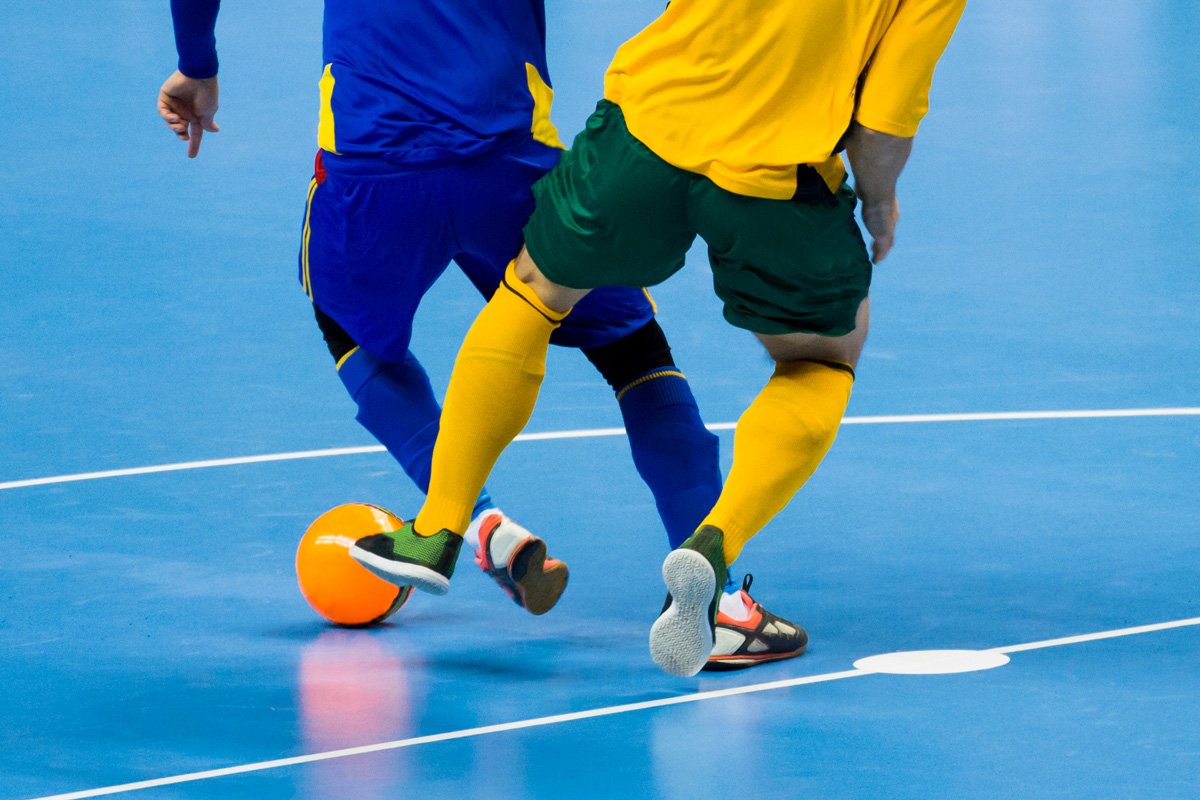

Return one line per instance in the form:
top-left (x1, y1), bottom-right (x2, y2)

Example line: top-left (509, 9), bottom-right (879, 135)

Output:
top-left (170, 0), bottom-right (221, 79)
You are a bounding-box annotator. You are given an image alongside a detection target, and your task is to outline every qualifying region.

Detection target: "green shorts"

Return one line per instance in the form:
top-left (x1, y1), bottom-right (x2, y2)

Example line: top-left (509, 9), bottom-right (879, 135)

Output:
top-left (524, 100), bottom-right (873, 336)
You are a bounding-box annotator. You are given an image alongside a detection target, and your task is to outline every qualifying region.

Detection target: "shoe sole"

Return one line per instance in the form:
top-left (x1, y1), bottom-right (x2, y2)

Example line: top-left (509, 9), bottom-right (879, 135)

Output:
top-left (349, 547), bottom-right (451, 595)
top-left (509, 538), bottom-right (568, 616)
top-left (650, 549), bottom-right (716, 677)
top-left (703, 643), bottom-right (807, 672)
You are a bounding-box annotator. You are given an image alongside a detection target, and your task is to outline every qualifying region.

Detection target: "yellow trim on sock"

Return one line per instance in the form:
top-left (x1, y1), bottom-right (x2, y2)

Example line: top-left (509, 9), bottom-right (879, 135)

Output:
top-left (501, 261), bottom-right (571, 322)
top-left (335, 345), bottom-right (360, 371)
top-left (615, 369), bottom-right (685, 402)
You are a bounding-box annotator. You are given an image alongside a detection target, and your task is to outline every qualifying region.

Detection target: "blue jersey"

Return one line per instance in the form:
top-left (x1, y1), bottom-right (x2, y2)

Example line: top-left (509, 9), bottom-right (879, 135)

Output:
top-left (171, 0), bottom-right (564, 165)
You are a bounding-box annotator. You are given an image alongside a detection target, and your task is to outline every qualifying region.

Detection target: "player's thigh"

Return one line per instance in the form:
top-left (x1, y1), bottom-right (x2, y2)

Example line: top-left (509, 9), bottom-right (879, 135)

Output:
top-left (553, 286), bottom-right (656, 349)
top-left (305, 169), bottom-right (457, 362)
top-left (689, 180), bottom-right (872, 338)
top-left (523, 100), bottom-right (697, 291)
top-left (451, 143), bottom-right (561, 295)
top-left (756, 296), bottom-right (870, 367)
top-left (455, 247), bottom-right (652, 349)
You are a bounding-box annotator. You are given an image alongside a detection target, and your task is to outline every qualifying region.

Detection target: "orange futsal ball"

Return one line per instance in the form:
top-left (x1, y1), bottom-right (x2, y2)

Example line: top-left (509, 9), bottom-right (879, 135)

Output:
top-left (296, 503), bottom-right (413, 627)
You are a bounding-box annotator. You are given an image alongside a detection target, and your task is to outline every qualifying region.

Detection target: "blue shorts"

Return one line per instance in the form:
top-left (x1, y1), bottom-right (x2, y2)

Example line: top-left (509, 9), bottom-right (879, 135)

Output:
top-left (299, 144), bottom-right (655, 363)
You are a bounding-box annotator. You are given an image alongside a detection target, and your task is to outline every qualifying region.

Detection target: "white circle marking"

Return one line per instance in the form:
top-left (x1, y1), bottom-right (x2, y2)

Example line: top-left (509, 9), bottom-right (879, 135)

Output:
top-left (853, 649), bottom-right (1010, 675)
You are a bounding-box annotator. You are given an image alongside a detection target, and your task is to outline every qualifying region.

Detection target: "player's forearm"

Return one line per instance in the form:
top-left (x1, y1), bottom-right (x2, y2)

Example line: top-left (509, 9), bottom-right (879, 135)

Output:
top-left (844, 124), bottom-right (913, 203)
top-left (171, 0), bottom-right (222, 79)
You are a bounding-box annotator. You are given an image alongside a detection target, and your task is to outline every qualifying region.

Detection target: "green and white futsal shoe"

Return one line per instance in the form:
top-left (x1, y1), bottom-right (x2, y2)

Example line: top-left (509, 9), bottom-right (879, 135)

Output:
top-left (650, 525), bottom-right (729, 677)
top-left (350, 520), bottom-right (463, 595)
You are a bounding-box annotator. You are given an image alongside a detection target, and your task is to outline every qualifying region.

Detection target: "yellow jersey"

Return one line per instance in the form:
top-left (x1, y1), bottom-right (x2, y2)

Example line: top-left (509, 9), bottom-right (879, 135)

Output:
top-left (603, 0), bottom-right (967, 200)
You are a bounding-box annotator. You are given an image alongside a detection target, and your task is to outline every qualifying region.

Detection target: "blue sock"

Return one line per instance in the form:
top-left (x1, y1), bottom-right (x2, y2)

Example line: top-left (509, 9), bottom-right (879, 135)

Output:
top-left (616, 369), bottom-right (722, 551)
top-left (337, 347), bottom-right (494, 519)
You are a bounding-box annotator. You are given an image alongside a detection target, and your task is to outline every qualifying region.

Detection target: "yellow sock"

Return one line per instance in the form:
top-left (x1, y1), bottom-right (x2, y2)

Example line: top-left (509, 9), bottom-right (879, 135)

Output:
top-left (415, 263), bottom-right (569, 536)
top-left (702, 359), bottom-right (854, 565)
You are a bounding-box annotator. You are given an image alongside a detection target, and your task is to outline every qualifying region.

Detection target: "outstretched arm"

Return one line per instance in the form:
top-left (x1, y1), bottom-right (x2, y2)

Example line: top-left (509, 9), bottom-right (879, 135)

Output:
top-left (844, 124), bottom-right (913, 263)
top-left (158, 0), bottom-right (222, 158)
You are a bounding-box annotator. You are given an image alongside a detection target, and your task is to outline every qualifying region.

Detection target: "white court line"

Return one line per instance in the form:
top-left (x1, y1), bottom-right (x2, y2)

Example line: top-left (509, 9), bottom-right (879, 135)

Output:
top-left (990, 616), bottom-right (1200, 654)
top-left (31, 670), bottom-right (866, 800)
top-left (26, 614), bottom-right (1200, 800)
top-left (2, 407), bottom-right (1197, 492)
top-left (0, 446), bottom-right (389, 491)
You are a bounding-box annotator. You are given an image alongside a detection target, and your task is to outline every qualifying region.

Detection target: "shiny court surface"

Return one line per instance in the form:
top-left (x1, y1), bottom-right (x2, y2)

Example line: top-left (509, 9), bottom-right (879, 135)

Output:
top-left (2, 1), bottom-right (1199, 798)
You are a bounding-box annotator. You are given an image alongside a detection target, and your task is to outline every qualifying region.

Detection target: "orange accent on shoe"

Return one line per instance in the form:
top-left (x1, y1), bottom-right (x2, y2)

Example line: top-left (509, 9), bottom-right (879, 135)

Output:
top-left (716, 596), bottom-right (763, 629)
top-left (473, 512), bottom-right (505, 571)
top-left (706, 651), bottom-right (799, 666)
top-left (472, 512), bottom-right (568, 615)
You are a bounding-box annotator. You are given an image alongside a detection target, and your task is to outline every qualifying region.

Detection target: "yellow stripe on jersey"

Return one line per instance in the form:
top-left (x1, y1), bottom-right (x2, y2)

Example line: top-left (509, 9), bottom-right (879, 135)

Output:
top-left (813, 155), bottom-right (848, 196)
top-left (603, 0), bottom-right (965, 200)
top-left (318, 63), bottom-right (339, 155)
top-left (525, 63), bottom-right (565, 151)
top-left (301, 178), bottom-right (319, 299)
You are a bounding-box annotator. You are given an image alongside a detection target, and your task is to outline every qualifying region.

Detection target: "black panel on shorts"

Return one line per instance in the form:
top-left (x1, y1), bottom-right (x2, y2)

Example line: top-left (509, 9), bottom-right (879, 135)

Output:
top-left (313, 304), bottom-right (359, 363)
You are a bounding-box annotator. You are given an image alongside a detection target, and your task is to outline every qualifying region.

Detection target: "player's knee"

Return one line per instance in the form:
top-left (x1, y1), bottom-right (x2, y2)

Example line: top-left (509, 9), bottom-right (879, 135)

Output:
top-left (756, 331), bottom-right (864, 366)
top-left (514, 247), bottom-right (589, 313)
top-left (756, 296), bottom-right (870, 365)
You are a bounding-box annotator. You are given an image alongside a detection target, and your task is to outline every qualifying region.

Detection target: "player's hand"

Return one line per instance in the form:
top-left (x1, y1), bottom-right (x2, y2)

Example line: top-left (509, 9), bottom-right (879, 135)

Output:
top-left (157, 71), bottom-right (220, 158)
top-left (859, 194), bottom-right (899, 263)
top-left (844, 125), bottom-right (912, 263)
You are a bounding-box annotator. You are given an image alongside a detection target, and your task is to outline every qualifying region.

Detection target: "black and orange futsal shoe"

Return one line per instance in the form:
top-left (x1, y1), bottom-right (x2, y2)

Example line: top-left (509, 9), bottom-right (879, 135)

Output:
top-left (471, 511), bottom-right (569, 616)
top-left (703, 575), bottom-right (808, 671)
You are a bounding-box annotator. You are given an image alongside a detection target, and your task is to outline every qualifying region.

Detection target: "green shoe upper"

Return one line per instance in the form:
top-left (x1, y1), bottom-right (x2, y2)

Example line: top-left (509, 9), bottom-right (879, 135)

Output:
top-left (680, 525), bottom-right (729, 624)
top-left (363, 520), bottom-right (463, 580)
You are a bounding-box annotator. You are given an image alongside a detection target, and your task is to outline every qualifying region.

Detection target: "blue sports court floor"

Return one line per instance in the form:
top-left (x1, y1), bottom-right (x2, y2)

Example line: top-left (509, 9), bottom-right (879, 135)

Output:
top-left (2, 1), bottom-right (1199, 798)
